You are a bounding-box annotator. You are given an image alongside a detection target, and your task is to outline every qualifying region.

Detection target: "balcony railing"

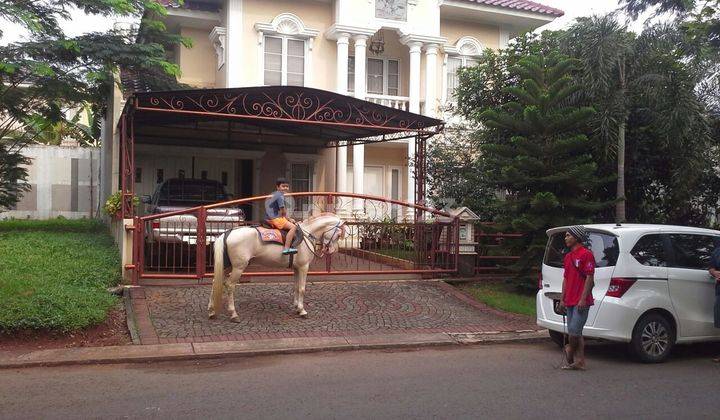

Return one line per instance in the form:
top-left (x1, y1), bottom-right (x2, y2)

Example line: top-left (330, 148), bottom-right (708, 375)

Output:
top-left (365, 94), bottom-right (424, 114)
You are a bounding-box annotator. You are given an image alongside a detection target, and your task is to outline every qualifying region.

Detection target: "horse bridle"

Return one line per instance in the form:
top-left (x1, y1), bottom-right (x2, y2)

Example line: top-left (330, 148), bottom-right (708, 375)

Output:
top-left (298, 220), bottom-right (346, 258)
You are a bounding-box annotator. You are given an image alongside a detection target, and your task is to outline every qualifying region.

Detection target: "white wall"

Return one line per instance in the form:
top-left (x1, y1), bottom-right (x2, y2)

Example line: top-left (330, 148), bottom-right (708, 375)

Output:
top-left (1, 145), bottom-right (101, 220)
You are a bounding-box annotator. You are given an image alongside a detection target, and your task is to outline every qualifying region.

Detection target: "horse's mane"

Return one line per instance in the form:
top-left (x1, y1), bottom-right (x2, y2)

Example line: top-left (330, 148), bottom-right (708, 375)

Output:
top-left (303, 212), bottom-right (340, 223)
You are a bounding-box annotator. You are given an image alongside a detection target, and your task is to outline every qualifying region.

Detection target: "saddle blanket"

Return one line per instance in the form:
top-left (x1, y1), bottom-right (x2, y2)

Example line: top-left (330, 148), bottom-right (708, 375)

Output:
top-left (255, 226), bottom-right (284, 245)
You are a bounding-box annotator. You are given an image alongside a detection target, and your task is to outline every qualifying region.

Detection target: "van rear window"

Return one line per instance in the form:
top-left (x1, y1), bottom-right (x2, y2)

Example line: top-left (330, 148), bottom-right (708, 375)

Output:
top-left (543, 231), bottom-right (619, 268)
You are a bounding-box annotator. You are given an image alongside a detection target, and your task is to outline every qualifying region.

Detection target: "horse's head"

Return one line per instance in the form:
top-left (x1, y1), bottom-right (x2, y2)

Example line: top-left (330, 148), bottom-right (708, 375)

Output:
top-left (306, 214), bottom-right (346, 255)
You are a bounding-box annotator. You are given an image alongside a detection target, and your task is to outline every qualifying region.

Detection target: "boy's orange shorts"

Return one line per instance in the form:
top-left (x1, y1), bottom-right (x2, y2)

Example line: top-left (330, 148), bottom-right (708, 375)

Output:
top-left (268, 217), bottom-right (290, 229)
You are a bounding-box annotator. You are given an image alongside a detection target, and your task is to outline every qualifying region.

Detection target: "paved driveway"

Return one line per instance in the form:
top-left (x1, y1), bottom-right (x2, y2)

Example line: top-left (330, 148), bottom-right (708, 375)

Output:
top-left (129, 281), bottom-right (538, 344)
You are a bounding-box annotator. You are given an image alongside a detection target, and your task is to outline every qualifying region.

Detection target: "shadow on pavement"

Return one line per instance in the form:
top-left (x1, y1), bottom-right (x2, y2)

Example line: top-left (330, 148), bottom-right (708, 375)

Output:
top-left (581, 339), bottom-right (720, 364)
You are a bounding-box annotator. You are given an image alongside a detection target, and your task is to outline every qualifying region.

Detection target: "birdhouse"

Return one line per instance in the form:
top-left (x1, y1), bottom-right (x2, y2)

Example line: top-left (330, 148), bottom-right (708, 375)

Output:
top-left (437, 206), bottom-right (481, 255)
top-left (436, 207), bottom-right (482, 276)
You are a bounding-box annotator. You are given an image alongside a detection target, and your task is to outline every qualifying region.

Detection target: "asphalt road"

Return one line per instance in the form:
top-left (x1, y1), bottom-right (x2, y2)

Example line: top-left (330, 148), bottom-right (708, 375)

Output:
top-left (2, 340), bottom-right (720, 420)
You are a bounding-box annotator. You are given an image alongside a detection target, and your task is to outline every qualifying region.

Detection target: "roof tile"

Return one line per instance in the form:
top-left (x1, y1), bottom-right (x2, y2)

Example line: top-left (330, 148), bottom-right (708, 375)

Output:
top-left (456, 0), bottom-right (564, 17)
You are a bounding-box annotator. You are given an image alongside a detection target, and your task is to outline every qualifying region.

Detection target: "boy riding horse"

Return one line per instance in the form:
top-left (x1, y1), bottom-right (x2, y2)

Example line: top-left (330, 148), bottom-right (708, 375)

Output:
top-left (264, 178), bottom-right (298, 255)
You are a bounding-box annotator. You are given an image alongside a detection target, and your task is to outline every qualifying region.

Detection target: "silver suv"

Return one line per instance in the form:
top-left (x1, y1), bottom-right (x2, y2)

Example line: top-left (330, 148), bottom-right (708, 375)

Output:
top-left (142, 178), bottom-right (244, 245)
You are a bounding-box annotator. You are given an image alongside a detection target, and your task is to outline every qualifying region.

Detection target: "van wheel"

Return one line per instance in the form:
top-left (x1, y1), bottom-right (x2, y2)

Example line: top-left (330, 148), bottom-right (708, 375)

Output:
top-left (548, 330), bottom-right (565, 348)
top-left (630, 313), bottom-right (675, 363)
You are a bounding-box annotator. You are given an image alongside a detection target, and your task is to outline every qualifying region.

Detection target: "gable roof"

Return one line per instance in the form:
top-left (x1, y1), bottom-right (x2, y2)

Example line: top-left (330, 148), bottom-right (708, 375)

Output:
top-left (456, 0), bottom-right (564, 17)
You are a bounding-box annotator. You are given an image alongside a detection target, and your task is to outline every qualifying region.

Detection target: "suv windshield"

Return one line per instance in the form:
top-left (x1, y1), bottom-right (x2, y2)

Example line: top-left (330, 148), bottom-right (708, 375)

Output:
top-left (544, 230), bottom-right (619, 268)
top-left (156, 180), bottom-right (227, 206)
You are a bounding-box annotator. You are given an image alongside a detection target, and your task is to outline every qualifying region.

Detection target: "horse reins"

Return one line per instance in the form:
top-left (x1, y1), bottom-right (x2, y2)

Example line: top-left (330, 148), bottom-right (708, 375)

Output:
top-left (297, 220), bottom-right (345, 259)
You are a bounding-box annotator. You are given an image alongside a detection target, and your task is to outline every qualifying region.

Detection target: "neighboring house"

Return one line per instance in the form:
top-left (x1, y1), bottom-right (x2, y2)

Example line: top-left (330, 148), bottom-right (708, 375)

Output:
top-left (100, 0), bottom-right (562, 217)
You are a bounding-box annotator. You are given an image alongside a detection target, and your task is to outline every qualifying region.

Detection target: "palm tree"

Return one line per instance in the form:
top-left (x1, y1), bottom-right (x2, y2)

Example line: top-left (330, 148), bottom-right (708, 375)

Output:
top-left (563, 16), bottom-right (635, 222)
top-left (30, 102), bottom-right (100, 147)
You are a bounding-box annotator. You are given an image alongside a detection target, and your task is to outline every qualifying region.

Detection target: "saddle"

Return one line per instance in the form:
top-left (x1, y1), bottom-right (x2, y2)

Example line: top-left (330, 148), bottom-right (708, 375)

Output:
top-left (255, 221), bottom-right (304, 249)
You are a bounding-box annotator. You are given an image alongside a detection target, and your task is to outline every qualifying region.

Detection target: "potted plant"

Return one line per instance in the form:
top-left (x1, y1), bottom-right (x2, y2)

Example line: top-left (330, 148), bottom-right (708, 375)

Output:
top-left (103, 191), bottom-right (139, 219)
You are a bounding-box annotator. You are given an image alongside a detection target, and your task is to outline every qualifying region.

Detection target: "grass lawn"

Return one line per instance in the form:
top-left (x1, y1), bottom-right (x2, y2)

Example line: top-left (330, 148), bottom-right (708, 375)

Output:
top-left (0, 218), bottom-right (121, 332)
top-left (460, 282), bottom-right (536, 316)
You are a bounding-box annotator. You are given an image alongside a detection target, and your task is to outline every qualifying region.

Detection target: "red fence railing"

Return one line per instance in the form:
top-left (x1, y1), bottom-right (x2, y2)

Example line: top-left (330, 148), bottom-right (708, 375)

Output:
top-left (128, 192), bottom-right (460, 284)
top-left (472, 227), bottom-right (525, 280)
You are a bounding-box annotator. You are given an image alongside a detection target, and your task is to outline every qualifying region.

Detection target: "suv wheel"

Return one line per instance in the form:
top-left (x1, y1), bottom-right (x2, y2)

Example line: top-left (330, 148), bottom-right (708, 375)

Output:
top-left (630, 313), bottom-right (675, 363)
top-left (548, 330), bottom-right (565, 348)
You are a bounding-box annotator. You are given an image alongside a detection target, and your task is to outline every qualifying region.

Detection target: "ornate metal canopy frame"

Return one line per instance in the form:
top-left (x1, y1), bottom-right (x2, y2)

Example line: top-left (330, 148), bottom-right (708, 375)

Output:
top-left (117, 86), bottom-right (444, 218)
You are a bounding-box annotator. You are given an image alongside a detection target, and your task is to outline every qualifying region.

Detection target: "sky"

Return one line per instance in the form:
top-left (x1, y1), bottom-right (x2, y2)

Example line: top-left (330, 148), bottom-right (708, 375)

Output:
top-left (536, 0), bottom-right (654, 32)
top-left (0, 0), bottom-right (654, 45)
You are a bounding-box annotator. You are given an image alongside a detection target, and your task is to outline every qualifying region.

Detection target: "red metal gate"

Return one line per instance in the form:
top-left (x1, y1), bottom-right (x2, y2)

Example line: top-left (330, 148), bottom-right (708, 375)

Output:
top-left (127, 192), bottom-right (459, 284)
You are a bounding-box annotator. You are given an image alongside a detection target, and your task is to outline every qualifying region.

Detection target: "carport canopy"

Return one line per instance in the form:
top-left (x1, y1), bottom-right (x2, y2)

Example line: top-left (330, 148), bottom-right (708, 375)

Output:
top-left (121, 86), bottom-right (444, 150)
top-left (117, 85), bottom-right (444, 217)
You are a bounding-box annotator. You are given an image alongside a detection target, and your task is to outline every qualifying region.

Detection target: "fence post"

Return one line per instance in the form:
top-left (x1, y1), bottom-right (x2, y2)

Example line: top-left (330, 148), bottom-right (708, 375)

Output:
top-left (135, 217), bottom-right (145, 284)
top-left (131, 216), bottom-right (140, 285)
top-left (196, 207), bottom-right (207, 282)
top-left (453, 217), bottom-right (460, 273)
top-left (326, 194), bottom-right (333, 213)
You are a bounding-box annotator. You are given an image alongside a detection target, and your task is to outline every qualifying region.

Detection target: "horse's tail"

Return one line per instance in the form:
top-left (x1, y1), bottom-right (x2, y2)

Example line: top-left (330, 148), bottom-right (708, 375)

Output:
top-left (211, 231), bottom-right (226, 314)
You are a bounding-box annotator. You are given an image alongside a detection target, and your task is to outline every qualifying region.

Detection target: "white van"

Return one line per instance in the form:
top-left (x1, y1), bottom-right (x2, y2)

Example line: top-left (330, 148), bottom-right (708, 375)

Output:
top-left (536, 224), bottom-right (720, 363)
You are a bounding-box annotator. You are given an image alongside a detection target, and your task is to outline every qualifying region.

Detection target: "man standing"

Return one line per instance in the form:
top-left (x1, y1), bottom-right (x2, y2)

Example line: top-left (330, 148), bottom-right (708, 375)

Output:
top-left (560, 225), bottom-right (595, 370)
top-left (264, 178), bottom-right (298, 255)
top-left (710, 244), bottom-right (720, 362)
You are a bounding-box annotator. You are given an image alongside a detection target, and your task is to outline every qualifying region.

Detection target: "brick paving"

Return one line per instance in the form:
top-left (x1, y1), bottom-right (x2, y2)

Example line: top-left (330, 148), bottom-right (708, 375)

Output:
top-left (129, 282), bottom-right (538, 345)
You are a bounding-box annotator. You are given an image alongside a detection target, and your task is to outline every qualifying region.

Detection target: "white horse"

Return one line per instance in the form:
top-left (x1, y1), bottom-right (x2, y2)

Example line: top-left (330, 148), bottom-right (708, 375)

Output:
top-left (208, 213), bottom-right (345, 321)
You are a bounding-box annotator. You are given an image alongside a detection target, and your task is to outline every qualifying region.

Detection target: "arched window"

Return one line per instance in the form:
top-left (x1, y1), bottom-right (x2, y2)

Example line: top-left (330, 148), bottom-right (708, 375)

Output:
top-left (255, 13), bottom-right (319, 86)
top-left (443, 36), bottom-right (484, 102)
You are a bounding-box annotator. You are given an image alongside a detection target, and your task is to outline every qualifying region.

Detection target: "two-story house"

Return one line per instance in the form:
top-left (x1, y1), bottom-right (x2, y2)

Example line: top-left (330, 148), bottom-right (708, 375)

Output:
top-left (101, 0), bottom-right (562, 220)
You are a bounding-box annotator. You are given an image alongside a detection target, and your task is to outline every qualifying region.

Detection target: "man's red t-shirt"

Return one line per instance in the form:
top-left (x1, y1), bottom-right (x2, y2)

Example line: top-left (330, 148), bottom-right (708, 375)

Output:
top-left (562, 245), bottom-right (596, 307)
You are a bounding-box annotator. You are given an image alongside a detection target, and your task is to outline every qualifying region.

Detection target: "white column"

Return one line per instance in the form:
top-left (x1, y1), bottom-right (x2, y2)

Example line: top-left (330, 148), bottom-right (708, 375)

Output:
top-left (336, 34), bottom-right (350, 95)
top-left (335, 34), bottom-right (349, 198)
top-left (353, 35), bottom-right (368, 99)
top-left (424, 44), bottom-right (439, 118)
top-left (408, 42), bottom-right (422, 114)
top-left (407, 41), bottom-right (422, 218)
top-left (225, 0), bottom-right (243, 88)
top-left (352, 35), bottom-right (368, 213)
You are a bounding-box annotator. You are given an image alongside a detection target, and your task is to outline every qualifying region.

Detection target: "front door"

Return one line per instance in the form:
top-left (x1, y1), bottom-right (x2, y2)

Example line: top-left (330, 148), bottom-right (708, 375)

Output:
top-left (666, 233), bottom-right (720, 338)
top-left (363, 166), bottom-right (384, 217)
top-left (235, 159), bottom-right (253, 220)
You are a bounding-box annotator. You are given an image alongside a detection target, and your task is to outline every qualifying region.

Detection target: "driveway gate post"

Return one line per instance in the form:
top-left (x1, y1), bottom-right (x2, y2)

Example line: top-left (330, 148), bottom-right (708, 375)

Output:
top-left (196, 207), bottom-right (207, 281)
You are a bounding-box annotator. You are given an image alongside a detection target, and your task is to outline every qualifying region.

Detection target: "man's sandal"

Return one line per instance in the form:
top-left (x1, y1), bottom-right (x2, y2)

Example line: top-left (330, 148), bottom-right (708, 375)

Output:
top-left (561, 363), bottom-right (586, 371)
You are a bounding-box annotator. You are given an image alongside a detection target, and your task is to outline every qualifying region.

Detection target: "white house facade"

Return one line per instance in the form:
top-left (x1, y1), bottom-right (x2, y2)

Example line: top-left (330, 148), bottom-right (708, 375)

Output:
top-left (102, 0), bottom-right (563, 218)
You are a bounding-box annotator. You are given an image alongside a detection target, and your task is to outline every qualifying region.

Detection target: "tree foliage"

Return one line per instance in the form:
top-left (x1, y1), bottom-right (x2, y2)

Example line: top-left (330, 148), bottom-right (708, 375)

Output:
top-left (622, 0), bottom-right (720, 53)
top-left (426, 15), bottom-right (720, 287)
top-left (477, 53), bottom-right (613, 287)
top-left (427, 124), bottom-right (498, 220)
top-left (431, 17), bottom-right (720, 230)
top-left (0, 143), bottom-right (29, 210)
top-left (0, 0), bottom-right (188, 210)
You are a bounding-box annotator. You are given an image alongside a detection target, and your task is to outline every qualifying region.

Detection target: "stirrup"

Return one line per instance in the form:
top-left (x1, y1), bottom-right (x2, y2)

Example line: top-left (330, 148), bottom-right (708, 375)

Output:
top-left (282, 248), bottom-right (298, 255)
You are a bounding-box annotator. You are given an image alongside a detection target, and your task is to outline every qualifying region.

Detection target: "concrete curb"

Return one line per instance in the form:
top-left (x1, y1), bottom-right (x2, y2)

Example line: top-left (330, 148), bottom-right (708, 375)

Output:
top-left (0, 330), bottom-right (548, 370)
top-left (123, 287), bottom-right (142, 345)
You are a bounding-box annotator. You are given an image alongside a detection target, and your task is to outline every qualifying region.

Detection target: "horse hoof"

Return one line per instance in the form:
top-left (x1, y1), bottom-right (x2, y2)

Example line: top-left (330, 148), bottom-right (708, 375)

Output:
top-left (230, 316), bottom-right (241, 323)
top-left (298, 310), bottom-right (308, 318)
top-left (208, 313), bottom-right (216, 320)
